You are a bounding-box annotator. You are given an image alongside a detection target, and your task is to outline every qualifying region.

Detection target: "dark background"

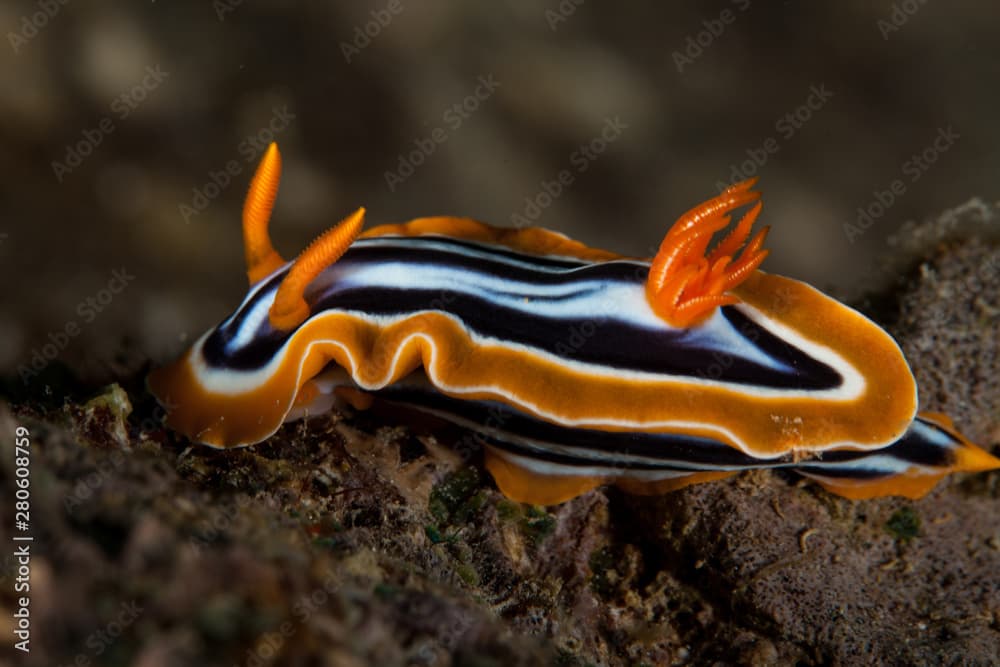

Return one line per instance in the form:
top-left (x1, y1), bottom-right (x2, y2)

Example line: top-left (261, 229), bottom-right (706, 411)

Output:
top-left (2, 1), bottom-right (997, 380)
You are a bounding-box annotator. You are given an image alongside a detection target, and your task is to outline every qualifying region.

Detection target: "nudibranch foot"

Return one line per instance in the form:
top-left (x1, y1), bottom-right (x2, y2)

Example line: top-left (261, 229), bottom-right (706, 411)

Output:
top-left (484, 450), bottom-right (604, 506)
top-left (336, 373), bottom-right (998, 503)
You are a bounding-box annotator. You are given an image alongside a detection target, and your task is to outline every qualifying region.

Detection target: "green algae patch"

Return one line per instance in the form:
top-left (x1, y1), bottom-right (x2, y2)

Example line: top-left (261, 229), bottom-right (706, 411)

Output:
top-left (429, 467), bottom-right (483, 523)
top-left (522, 505), bottom-right (556, 546)
top-left (886, 507), bottom-right (921, 542)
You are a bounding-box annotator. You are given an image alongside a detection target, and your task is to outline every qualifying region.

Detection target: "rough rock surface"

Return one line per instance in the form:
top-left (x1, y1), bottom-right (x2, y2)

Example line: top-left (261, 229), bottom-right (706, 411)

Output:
top-left (1, 201), bottom-right (998, 666)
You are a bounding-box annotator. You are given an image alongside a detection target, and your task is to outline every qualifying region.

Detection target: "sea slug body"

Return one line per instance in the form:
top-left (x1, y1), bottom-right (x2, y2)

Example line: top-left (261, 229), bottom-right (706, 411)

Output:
top-left (149, 144), bottom-right (1000, 504)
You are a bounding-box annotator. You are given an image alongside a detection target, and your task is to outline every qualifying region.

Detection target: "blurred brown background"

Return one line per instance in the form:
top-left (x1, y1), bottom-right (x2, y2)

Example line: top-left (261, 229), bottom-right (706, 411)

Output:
top-left (1, 0), bottom-right (997, 381)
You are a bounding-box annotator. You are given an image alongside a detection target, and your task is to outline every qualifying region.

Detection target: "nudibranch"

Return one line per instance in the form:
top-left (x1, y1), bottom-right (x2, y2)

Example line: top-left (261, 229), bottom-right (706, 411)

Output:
top-left (149, 143), bottom-right (999, 504)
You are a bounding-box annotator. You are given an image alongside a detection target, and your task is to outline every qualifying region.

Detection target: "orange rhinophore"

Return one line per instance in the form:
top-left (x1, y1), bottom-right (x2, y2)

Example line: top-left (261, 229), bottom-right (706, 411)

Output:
top-left (242, 143), bottom-right (287, 284)
top-left (269, 207), bottom-right (365, 331)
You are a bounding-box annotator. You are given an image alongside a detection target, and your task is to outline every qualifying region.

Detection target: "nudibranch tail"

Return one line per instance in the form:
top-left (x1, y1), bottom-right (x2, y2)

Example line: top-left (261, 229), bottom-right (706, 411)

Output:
top-left (646, 179), bottom-right (770, 327)
top-left (243, 143), bottom-right (287, 284)
top-left (796, 412), bottom-right (1000, 500)
top-left (269, 207), bottom-right (366, 331)
top-left (918, 412), bottom-right (1000, 474)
